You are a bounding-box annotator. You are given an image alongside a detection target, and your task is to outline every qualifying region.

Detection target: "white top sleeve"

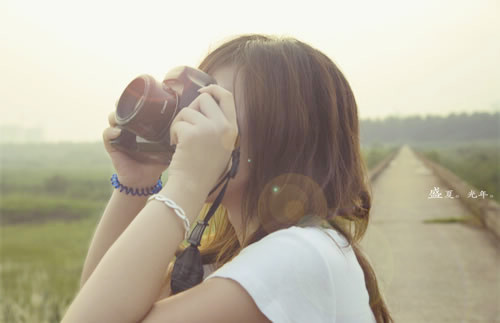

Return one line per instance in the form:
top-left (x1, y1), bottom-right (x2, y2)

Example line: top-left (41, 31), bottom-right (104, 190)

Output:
top-left (203, 225), bottom-right (375, 323)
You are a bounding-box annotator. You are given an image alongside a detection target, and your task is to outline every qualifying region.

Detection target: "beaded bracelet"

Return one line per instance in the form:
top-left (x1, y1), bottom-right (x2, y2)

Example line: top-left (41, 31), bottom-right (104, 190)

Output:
top-left (110, 173), bottom-right (163, 196)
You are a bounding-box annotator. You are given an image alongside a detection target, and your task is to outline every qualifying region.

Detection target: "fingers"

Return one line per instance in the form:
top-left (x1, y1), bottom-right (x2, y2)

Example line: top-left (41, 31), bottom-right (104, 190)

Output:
top-left (169, 120), bottom-right (193, 146)
top-left (103, 111), bottom-right (120, 153)
top-left (171, 106), bottom-right (207, 127)
top-left (187, 92), bottom-right (226, 123)
top-left (198, 85), bottom-right (237, 124)
top-left (168, 107), bottom-right (208, 146)
top-left (102, 126), bottom-right (122, 152)
top-left (108, 111), bottom-right (117, 127)
top-left (103, 126), bottom-right (121, 140)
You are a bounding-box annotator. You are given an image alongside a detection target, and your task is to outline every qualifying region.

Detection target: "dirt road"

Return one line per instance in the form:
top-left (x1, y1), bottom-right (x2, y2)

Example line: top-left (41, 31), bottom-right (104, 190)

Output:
top-left (360, 145), bottom-right (500, 323)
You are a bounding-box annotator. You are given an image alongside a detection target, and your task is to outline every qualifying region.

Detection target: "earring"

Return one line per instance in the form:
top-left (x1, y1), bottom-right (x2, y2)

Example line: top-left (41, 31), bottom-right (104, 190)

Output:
top-left (248, 158), bottom-right (252, 163)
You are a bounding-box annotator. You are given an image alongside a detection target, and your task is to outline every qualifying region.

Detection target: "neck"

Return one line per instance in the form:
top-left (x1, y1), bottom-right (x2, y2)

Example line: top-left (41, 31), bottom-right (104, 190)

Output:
top-left (222, 190), bottom-right (257, 246)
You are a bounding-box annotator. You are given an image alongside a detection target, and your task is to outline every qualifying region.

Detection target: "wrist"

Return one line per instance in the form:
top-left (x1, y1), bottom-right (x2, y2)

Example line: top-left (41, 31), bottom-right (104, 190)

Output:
top-left (166, 173), bottom-right (212, 197)
top-left (160, 176), bottom-right (210, 223)
top-left (116, 174), bottom-right (161, 188)
top-left (111, 173), bottom-right (163, 197)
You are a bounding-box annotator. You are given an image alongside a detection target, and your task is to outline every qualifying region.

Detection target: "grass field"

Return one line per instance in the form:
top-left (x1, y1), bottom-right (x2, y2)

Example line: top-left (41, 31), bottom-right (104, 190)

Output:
top-left (415, 141), bottom-right (499, 203)
top-left (0, 142), bottom-right (395, 322)
top-left (1, 215), bottom-right (100, 322)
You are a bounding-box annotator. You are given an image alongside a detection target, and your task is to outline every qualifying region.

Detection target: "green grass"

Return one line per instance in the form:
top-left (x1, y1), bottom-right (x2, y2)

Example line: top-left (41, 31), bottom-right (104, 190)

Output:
top-left (361, 143), bottom-right (399, 170)
top-left (416, 142), bottom-right (500, 203)
top-left (423, 216), bottom-right (469, 224)
top-left (1, 214), bottom-right (102, 322)
top-left (1, 194), bottom-right (106, 225)
top-left (0, 142), bottom-right (114, 322)
top-left (422, 215), bottom-right (484, 228)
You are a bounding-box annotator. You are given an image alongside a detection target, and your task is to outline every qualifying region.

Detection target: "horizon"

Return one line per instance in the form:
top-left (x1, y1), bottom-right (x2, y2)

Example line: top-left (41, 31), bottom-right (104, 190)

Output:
top-left (1, 110), bottom-right (497, 144)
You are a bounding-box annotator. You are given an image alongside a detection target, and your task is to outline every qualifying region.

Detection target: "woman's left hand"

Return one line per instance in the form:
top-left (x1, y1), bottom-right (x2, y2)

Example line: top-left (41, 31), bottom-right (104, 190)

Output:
top-left (166, 84), bottom-right (239, 193)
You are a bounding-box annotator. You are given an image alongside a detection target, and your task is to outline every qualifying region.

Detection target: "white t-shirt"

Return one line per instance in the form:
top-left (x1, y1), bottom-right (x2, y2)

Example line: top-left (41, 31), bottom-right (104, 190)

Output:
top-left (203, 224), bottom-right (376, 323)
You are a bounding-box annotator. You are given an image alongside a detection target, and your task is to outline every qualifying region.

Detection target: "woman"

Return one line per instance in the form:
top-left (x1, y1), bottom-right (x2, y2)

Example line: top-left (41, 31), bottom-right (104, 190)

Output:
top-left (62, 34), bottom-right (394, 322)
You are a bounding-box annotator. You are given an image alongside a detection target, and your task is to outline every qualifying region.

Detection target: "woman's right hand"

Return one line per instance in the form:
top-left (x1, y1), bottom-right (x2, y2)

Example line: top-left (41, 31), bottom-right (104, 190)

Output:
top-left (102, 111), bottom-right (169, 188)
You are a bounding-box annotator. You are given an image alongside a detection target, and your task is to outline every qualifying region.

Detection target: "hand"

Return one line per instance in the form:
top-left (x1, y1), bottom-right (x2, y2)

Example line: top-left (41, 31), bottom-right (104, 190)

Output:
top-left (102, 111), bottom-right (169, 187)
top-left (167, 84), bottom-right (239, 193)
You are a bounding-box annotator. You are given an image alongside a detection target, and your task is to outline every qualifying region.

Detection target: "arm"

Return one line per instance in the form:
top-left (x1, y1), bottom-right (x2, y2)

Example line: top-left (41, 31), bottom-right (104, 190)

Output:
top-left (82, 109), bottom-right (169, 290)
top-left (139, 276), bottom-right (271, 323)
top-left (62, 176), bottom-right (210, 323)
top-left (79, 181), bottom-right (152, 289)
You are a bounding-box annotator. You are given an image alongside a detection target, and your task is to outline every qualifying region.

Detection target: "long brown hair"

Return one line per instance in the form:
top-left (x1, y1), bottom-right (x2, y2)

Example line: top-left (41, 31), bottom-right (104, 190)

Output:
top-left (163, 34), bottom-right (394, 322)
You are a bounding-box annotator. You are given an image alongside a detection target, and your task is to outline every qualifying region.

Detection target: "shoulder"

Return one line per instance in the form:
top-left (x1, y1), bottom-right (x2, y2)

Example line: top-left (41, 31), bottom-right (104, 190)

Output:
top-left (236, 225), bottom-right (352, 265)
top-left (206, 225), bottom-right (350, 277)
top-left (242, 224), bottom-right (348, 250)
top-left (204, 225), bottom-right (344, 322)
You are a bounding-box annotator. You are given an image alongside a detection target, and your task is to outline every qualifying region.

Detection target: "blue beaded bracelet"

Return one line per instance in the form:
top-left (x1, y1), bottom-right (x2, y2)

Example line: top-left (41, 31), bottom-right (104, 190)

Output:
top-left (110, 173), bottom-right (163, 196)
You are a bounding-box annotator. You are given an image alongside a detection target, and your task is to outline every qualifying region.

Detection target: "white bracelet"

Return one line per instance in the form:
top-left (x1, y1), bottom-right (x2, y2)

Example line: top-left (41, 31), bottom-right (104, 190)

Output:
top-left (147, 194), bottom-right (190, 240)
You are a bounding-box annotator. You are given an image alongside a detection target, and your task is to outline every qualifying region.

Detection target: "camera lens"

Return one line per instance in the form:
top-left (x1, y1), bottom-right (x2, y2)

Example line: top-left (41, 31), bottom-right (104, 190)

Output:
top-left (116, 77), bottom-right (146, 120)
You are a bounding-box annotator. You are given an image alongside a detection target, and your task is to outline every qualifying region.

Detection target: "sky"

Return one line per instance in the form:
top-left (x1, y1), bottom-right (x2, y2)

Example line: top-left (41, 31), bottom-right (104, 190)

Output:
top-left (1, 0), bottom-right (499, 142)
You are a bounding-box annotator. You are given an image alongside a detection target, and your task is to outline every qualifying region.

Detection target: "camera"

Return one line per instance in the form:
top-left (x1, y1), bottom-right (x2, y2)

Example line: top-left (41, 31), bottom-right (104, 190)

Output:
top-left (110, 66), bottom-right (217, 164)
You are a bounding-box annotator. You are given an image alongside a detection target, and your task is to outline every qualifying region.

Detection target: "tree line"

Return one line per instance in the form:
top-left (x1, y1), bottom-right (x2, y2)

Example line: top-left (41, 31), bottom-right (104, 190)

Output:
top-left (360, 111), bottom-right (499, 146)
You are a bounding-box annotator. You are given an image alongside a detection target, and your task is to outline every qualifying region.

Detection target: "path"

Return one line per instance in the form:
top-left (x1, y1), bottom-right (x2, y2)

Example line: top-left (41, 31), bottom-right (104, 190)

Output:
top-left (360, 144), bottom-right (500, 323)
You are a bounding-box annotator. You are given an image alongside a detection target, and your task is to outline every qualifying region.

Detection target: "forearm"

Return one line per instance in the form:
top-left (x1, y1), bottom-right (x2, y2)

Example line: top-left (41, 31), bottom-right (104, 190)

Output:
top-left (79, 189), bottom-right (150, 289)
top-left (62, 176), bottom-right (210, 323)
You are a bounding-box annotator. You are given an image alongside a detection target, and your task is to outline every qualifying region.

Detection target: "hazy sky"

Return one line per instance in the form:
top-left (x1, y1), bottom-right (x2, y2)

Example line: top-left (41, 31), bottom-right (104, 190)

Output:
top-left (1, 0), bottom-right (499, 142)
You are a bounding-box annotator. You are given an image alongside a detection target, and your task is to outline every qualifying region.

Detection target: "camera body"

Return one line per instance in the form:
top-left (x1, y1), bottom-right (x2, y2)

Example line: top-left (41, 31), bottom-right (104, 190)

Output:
top-left (110, 66), bottom-right (217, 164)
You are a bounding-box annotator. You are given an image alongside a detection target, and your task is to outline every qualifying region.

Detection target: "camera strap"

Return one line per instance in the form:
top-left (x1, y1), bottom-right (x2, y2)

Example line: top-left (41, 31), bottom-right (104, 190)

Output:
top-left (170, 143), bottom-right (241, 295)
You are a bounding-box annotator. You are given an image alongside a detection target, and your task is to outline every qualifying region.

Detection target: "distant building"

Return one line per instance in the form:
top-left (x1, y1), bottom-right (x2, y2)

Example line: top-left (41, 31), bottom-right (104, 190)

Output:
top-left (0, 124), bottom-right (45, 143)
